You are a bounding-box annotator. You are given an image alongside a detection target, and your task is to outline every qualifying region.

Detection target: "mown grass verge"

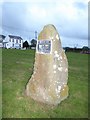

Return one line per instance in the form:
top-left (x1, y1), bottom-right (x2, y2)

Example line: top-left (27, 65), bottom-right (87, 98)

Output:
top-left (2, 49), bottom-right (88, 118)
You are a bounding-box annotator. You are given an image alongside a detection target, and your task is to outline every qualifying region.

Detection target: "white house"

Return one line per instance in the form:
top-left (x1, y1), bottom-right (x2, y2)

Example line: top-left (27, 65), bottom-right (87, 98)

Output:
top-left (4, 35), bottom-right (23, 49)
top-left (0, 35), bottom-right (6, 48)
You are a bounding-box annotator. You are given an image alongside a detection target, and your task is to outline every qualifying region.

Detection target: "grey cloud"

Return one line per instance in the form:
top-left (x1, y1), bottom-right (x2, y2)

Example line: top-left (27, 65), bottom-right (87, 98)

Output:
top-left (1, 1), bottom-right (88, 46)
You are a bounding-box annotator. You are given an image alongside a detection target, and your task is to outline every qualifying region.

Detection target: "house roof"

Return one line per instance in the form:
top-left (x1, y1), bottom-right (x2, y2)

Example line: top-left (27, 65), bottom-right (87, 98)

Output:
top-left (0, 35), bottom-right (6, 39)
top-left (8, 35), bottom-right (23, 40)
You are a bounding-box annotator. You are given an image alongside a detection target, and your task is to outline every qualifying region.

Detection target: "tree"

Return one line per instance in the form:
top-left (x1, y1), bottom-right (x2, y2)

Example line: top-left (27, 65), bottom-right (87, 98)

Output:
top-left (30, 39), bottom-right (37, 49)
top-left (82, 46), bottom-right (89, 51)
top-left (23, 41), bottom-right (29, 49)
top-left (82, 46), bottom-right (89, 54)
top-left (31, 39), bottom-right (37, 46)
top-left (64, 47), bottom-right (70, 52)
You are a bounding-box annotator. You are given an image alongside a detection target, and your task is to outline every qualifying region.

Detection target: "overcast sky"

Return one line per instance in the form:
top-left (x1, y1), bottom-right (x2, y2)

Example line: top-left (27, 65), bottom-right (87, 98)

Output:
top-left (0, 0), bottom-right (88, 47)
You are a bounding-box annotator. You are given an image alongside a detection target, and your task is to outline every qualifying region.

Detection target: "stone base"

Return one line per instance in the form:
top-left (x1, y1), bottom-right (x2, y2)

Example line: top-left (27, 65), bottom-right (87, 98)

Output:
top-left (26, 83), bottom-right (69, 106)
top-left (60, 85), bottom-right (69, 101)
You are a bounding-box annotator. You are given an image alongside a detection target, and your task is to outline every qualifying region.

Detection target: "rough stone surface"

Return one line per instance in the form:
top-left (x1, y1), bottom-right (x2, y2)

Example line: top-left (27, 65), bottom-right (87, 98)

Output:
top-left (25, 24), bottom-right (69, 105)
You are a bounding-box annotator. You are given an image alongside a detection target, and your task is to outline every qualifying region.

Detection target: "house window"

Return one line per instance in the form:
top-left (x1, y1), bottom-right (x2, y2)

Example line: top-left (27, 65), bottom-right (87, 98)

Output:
top-left (19, 40), bottom-right (21, 43)
top-left (19, 44), bottom-right (21, 47)
top-left (13, 44), bottom-right (14, 47)
top-left (9, 39), bottom-right (11, 42)
top-left (37, 40), bottom-right (51, 54)
top-left (12, 39), bottom-right (14, 42)
top-left (16, 39), bottom-right (18, 43)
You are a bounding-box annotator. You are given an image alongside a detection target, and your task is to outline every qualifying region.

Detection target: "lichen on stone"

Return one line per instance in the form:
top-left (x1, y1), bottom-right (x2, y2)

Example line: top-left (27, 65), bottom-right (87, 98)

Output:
top-left (25, 24), bottom-right (69, 106)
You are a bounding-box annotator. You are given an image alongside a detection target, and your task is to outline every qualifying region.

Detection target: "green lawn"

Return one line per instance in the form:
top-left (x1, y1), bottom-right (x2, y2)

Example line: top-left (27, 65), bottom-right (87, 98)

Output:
top-left (0, 49), bottom-right (2, 120)
top-left (2, 49), bottom-right (88, 118)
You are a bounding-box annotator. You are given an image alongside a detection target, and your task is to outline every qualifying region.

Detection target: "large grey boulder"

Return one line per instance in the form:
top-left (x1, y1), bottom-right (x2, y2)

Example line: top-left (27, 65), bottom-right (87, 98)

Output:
top-left (26, 24), bottom-right (69, 105)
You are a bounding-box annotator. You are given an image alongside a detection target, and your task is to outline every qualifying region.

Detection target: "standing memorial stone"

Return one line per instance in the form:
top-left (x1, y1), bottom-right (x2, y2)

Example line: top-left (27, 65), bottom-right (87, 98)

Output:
top-left (26, 24), bottom-right (69, 105)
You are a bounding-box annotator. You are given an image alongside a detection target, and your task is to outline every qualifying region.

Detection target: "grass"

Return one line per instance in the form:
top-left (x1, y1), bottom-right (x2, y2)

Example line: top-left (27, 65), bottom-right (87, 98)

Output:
top-left (0, 49), bottom-right (2, 120)
top-left (2, 49), bottom-right (88, 118)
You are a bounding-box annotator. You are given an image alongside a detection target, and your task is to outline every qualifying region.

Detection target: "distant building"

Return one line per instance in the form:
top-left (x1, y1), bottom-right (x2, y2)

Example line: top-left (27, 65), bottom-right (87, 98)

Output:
top-left (0, 35), bottom-right (6, 48)
top-left (3, 35), bottom-right (23, 49)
